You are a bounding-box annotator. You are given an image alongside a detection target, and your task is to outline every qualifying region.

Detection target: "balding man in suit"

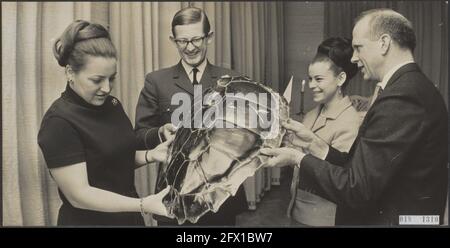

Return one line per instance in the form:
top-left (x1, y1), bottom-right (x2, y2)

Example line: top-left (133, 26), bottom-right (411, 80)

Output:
top-left (262, 8), bottom-right (448, 226)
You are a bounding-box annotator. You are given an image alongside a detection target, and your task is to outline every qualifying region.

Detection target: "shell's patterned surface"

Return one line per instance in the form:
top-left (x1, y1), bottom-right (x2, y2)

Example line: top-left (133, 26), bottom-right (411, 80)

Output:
top-left (156, 76), bottom-right (289, 224)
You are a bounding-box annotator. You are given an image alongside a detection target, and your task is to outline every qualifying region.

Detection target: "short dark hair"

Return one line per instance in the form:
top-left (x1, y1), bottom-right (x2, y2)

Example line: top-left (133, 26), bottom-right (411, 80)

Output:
top-left (355, 8), bottom-right (416, 52)
top-left (53, 20), bottom-right (117, 72)
top-left (311, 37), bottom-right (358, 93)
top-left (171, 7), bottom-right (211, 37)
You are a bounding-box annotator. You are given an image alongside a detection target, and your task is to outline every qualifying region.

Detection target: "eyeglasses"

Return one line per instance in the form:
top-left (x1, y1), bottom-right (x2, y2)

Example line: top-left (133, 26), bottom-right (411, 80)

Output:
top-left (173, 35), bottom-right (207, 48)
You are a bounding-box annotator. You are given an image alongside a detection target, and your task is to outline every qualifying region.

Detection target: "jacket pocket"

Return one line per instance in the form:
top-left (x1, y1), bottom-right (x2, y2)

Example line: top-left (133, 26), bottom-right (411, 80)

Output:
top-left (158, 101), bottom-right (177, 125)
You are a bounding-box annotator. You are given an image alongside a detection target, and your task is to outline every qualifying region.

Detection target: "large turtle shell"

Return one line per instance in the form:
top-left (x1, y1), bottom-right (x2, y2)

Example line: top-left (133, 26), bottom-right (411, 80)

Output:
top-left (156, 76), bottom-right (289, 224)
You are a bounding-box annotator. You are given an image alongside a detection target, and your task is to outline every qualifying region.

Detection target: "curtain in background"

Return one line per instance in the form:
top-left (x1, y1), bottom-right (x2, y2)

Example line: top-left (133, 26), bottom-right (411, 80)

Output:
top-left (324, 1), bottom-right (448, 107)
top-left (3, 1), bottom-right (285, 226)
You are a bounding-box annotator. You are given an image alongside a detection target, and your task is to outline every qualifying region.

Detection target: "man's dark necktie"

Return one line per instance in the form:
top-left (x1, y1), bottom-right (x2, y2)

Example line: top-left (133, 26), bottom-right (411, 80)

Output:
top-left (192, 67), bottom-right (199, 85)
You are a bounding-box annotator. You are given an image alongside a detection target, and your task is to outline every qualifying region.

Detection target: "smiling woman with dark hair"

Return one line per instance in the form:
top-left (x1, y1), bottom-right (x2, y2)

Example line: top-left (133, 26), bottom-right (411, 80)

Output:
top-left (286, 37), bottom-right (361, 226)
top-left (38, 20), bottom-right (173, 226)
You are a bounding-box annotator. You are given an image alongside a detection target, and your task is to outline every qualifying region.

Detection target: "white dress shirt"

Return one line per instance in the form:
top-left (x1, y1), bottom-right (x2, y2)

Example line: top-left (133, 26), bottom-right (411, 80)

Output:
top-left (181, 59), bottom-right (207, 84)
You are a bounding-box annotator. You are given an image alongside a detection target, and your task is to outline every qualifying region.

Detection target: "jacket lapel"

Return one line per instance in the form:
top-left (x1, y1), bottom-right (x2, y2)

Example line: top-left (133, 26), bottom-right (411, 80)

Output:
top-left (200, 62), bottom-right (220, 94)
top-left (310, 97), bottom-right (353, 133)
top-left (353, 63), bottom-right (420, 156)
top-left (173, 61), bottom-right (221, 96)
top-left (361, 63), bottom-right (420, 125)
top-left (173, 62), bottom-right (194, 96)
top-left (305, 106), bottom-right (327, 133)
top-left (311, 114), bottom-right (327, 133)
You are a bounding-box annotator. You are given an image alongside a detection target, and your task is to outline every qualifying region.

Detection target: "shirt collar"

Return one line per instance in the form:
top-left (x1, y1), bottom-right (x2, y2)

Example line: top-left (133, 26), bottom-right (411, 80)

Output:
top-left (320, 96), bottom-right (353, 120)
top-left (379, 60), bottom-right (415, 90)
top-left (181, 59), bottom-right (207, 77)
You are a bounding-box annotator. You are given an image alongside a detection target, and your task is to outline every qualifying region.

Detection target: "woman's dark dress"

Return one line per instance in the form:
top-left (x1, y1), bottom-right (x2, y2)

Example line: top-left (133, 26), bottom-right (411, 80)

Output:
top-left (38, 84), bottom-right (144, 226)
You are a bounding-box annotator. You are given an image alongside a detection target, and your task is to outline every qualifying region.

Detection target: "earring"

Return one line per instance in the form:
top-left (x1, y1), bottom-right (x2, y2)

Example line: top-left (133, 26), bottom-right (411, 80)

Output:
top-left (338, 86), bottom-right (342, 96)
top-left (68, 79), bottom-right (74, 85)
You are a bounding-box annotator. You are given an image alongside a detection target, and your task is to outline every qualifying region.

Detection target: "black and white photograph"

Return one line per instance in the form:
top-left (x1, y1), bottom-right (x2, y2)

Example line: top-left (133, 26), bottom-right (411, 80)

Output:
top-left (1, 1), bottom-right (448, 229)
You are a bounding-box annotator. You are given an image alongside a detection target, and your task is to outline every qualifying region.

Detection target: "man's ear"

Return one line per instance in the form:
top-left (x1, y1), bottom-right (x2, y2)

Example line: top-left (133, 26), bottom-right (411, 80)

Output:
top-left (206, 31), bottom-right (214, 45)
top-left (379, 33), bottom-right (391, 55)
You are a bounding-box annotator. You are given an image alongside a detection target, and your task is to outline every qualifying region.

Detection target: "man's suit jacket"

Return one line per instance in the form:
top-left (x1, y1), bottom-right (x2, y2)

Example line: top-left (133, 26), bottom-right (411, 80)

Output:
top-left (299, 63), bottom-right (448, 225)
top-left (135, 61), bottom-right (238, 149)
top-left (135, 61), bottom-right (247, 225)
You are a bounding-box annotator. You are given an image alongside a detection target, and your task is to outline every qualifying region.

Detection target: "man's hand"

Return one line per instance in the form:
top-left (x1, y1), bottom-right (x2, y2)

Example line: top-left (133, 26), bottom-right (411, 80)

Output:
top-left (147, 136), bottom-right (174, 164)
top-left (158, 123), bottom-right (177, 142)
top-left (282, 119), bottom-right (329, 160)
top-left (260, 147), bottom-right (305, 168)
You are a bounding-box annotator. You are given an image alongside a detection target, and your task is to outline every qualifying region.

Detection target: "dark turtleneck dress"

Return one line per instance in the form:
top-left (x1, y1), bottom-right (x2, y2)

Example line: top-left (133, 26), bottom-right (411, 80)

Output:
top-left (38, 84), bottom-right (144, 226)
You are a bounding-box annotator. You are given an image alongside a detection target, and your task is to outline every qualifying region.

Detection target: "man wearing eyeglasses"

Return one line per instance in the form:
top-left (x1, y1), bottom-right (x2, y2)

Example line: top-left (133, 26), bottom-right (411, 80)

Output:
top-left (134, 7), bottom-right (247, 226)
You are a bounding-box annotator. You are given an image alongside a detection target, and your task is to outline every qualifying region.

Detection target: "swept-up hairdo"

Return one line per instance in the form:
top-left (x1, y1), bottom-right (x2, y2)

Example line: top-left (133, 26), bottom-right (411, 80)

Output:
top-left (311, 37), bottom-right (358, 92)
top-left (53, 20), bottom-right (116, 72)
